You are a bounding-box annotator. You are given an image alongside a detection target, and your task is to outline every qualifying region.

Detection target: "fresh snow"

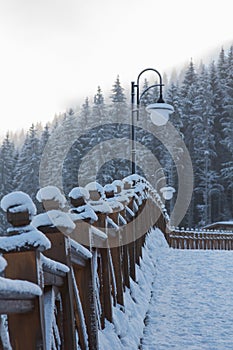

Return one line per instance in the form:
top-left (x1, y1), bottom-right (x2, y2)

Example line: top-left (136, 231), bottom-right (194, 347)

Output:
top-left (104, 183), bottom-right (117, 194)
top-left (85, 182), bottom-right (105, 198)
top-left (140, 230), bottom-right (233, 350)
top-left (41, 254), bottom-right (70, 274)
top-left (0, 276), bottom-right (42, 297)
top-left (32, 210), bottom-right (75, 234)
top-left (98, 228), bottom-right (159, 349)
top-left (70, 238), bottom-right (92, 259)
top-left (89, 226), bottom-right (108, 241)
top-left (36, 186), bottom-right (67, 208)
top-left (88, 200), bottom-right (113, 214)
top-left (106, 198), bottom-right (124, 211)
top-left (0, 256), bottom-right (7, 273)
top-left (0, 225), bottom-right (51, 252)
top-left (69, 204), bottom-right (98, 222)
top-left (68, 187), bottom-right (90, 200)
top-left (0, 191), bottom-right (37, 217)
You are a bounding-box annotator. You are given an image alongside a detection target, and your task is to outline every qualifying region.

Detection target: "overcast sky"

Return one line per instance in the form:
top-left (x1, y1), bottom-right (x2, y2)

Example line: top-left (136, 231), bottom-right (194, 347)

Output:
top-left (0, 0), bottom-right (232, 136)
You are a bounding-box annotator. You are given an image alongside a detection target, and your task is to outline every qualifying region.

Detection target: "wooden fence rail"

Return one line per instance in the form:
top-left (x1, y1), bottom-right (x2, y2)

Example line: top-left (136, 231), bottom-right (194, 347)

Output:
top-left (167, 230), bottom-right (233, 250)
top-left (0, 177), bottom-right (167, 349)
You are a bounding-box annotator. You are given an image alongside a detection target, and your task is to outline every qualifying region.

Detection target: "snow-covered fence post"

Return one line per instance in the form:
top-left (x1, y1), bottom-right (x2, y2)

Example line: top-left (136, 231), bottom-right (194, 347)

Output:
top-left (0, 191), bottom-right (51, 350)
top-left (94, 212), bottom-right (113, 329)
top-left (68, 187), bottom-right (99, 350)
top-left (122, 179), bottom-right (136, 282)
top-left (33, 186), bottom-right (77, 350)
top-left (86, 183), bottom-right (113, 329)
top-left (104, 184), bottom-right (124, 307)
top-left (113, 182), bottom-right (131, 291)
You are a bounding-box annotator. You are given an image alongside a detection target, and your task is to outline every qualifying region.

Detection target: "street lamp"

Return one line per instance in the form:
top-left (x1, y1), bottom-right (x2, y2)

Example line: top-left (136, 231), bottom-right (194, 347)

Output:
top-left (131, 68), bottom-right (174, 174)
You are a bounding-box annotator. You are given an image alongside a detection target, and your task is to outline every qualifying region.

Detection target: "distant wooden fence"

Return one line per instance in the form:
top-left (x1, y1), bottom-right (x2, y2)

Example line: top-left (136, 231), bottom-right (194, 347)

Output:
top-left (0, 179), bottom-right (167, 349)
top-left (166, 229), bottom-right (233, 250)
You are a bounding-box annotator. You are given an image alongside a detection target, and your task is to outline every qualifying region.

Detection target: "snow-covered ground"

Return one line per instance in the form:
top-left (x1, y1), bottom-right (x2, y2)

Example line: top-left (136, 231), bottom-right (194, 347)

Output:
top-left (141, 231), bottom-right (233, 350)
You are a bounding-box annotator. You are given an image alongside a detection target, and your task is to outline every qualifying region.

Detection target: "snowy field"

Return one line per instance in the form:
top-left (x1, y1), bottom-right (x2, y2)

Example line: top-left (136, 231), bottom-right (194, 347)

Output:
top-left (141, 232), bottom-right (233, 350)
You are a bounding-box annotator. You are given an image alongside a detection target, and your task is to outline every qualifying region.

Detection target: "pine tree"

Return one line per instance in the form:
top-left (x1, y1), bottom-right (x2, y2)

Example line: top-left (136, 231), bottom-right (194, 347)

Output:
top-left (220, 45), bottom-right (233, 217)
top-left (14, 124), bottom-right (41, 203)
top-left (0, 134), bottom-right (17, 231)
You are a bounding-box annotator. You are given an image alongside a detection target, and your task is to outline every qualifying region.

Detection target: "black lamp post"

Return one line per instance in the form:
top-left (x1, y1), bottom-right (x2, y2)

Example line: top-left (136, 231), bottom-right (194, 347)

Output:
top-left (131, 68), bottom-right (174, 174)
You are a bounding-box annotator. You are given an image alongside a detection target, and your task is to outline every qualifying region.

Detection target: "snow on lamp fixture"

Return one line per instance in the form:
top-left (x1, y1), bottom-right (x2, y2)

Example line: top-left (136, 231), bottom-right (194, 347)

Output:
top-left (146, 102), bottom-right (174, 126)
top-left (160, 186), bottom-right (176, 200)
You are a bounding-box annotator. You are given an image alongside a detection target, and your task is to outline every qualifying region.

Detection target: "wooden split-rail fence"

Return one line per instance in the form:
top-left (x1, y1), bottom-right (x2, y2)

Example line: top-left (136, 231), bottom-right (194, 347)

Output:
top-left (0, 177), bottom-right (232, 349)
top-left (0, 178), bottom-right (167, 349)
top-left (166, 229), bottom-right (233, 250)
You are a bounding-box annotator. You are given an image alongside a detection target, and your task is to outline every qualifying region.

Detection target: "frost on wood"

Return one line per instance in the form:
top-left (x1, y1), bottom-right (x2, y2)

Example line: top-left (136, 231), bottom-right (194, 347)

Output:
top-left (0, 225), bottom-right (51, 252)
top-left (0, 191), bottom-right (37, 217)
top-left (36, 186), bottom-right (67, 208)
top-left (71, 268), bottom-right (89, 348)
top-left (0, 315), bottom-right (12, 350)
top-left (32, 210), bottom-right (75, 234)
top-left (0, 256), bottom-right (7, 273)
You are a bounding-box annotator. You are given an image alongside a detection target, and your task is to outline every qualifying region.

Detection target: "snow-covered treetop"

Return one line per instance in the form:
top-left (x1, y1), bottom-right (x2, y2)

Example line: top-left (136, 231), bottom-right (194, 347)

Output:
top-left (36, 186), bottom-right (66, 208)
top-left (0, 256), bottom-right (7, 273)
top-left (68, 187), bottom-right (90, 200)
top-left (0, 191), bottom-right (37, 217)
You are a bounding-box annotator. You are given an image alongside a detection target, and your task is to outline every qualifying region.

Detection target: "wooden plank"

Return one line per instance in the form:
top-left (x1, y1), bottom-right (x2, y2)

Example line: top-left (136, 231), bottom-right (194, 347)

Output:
top-left (74, 259), bottom-right (99, 350)
top-left (0, 299), bottom-right (34, 314)
top-left (43, 231), bottom-right (77, 350)
top-left (43, 271), bottom-right (64, 287)
top-left (3, 250), bottom-right (46, 350)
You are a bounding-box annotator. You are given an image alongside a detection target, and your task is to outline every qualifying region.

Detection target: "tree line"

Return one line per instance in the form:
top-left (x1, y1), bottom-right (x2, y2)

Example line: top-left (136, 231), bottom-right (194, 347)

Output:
top-left (0, 45), bottom-right (232, 230)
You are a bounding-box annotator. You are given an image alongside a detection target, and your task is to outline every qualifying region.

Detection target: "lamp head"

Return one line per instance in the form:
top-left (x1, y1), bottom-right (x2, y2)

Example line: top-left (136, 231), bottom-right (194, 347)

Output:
top-left (160, 186), bottom-right (176, 200)
top-left (146, 102), bottom-right (174, 126)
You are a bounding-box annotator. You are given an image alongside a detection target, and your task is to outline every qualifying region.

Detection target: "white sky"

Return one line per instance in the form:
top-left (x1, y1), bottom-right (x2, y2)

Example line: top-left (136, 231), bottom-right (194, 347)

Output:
top-left (0, 0), bottom-right (232, 136)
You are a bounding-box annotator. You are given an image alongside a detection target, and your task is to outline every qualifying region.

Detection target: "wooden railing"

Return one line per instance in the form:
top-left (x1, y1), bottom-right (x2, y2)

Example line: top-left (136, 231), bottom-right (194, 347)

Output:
top-left (166, 229), bottom-right (233, 250)
top-left (0, 178), bottom-right (167, 349)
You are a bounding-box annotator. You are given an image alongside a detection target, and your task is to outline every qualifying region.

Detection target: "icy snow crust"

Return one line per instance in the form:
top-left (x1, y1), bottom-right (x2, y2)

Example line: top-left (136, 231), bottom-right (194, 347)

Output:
top-left (0, 191), bottom-right (37, 216)
top-left (141, 234), bottom-right (233, 350)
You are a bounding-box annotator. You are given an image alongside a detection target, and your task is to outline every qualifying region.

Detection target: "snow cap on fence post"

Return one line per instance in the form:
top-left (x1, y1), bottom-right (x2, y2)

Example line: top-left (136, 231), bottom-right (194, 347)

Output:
top-left (0, 191), bottom-right (51, 251)
top-left (36, 185), bottom-right (67, 211)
